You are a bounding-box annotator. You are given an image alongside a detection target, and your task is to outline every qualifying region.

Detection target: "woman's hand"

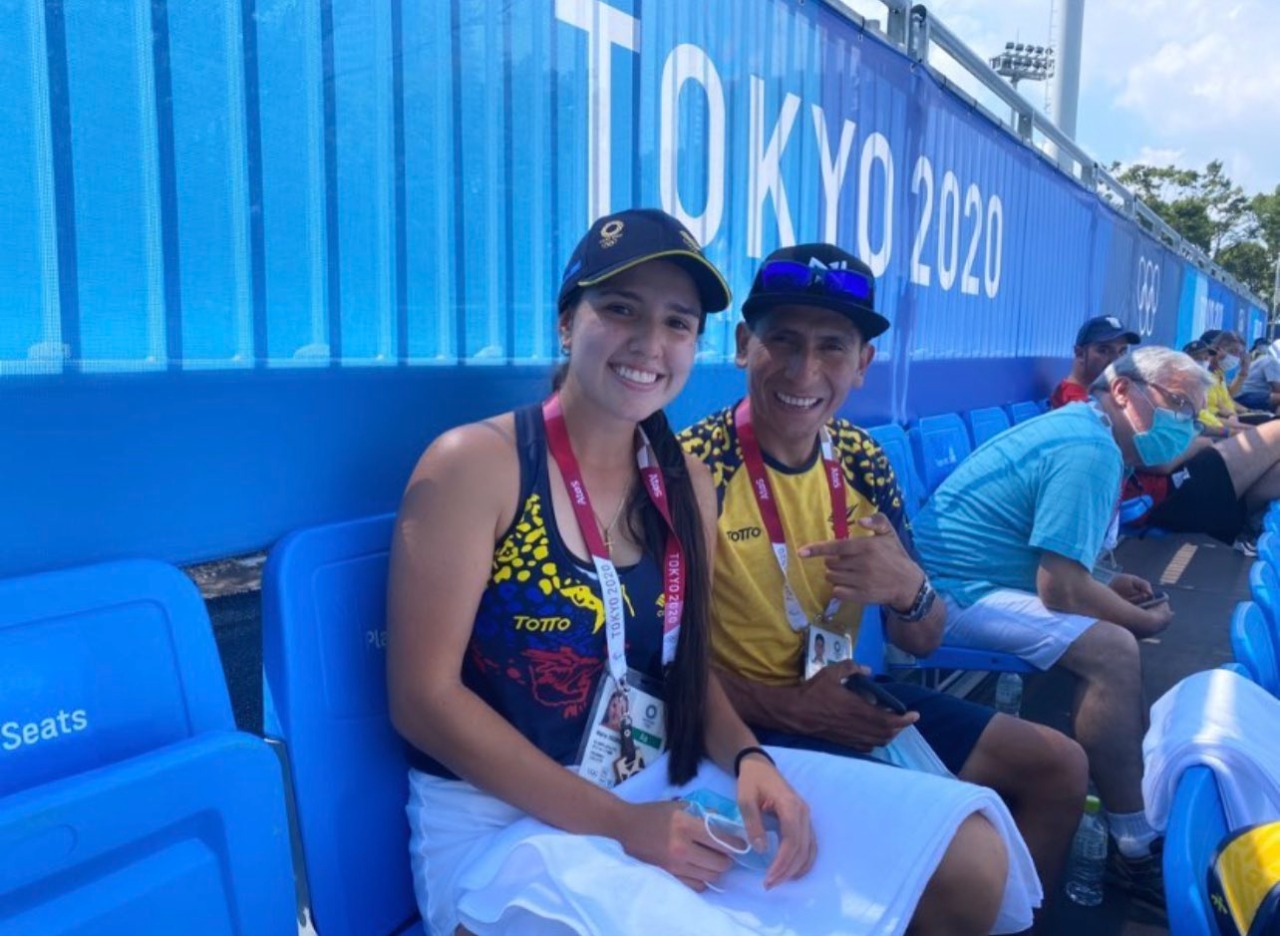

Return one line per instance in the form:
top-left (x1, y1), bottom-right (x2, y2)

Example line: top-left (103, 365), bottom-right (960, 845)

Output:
top-left (736, 755), bottom-right (817, 889)
top-left (613, 801), bottom-right (735, 892)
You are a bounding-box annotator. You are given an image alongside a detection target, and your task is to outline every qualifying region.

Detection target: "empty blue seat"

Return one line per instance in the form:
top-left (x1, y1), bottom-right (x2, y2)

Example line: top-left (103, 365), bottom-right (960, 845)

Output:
top-left (909, 413), bottom-right (971, 494)
top-left (1008, 401), bottom-right (1041, 424)
top-left (965, 406), bottom-right (1011, 448)
top-left (1164, 766), bottom-right (1227, 936)
top-left (262, 513), bottom-right (421, 936)
top-left (0, 560), bottom-right (294, 935)
top-left (867, 423), bottom-right (926, 518)
top-left (1230, 601), bottom-right (1280, 695)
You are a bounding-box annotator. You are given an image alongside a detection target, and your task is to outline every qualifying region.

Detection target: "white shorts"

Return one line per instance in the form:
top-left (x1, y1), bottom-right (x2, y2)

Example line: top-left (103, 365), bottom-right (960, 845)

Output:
top-left (943, 589), bottom-right (1098, 670)
top-left (406, 747), bottom-right (1041, 935)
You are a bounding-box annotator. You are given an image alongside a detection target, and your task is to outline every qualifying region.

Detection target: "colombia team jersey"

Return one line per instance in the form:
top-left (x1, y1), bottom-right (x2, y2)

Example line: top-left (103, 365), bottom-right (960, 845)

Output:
top-left (408, 405), bottom-right (665, 779)
top-left (680, 404), bottom-right (907, 687)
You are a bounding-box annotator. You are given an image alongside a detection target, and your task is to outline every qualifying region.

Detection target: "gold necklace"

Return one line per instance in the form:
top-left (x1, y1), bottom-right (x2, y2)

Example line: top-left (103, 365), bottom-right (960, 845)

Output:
top-left (594, 486), bottom-right (631, 553)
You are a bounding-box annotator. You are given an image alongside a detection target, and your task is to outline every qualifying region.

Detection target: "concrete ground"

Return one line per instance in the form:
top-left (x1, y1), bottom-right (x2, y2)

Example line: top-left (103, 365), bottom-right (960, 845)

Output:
top-left (1012, 532), bottom-right (1250, 935)
top-left (199, 530), bottom-right (1254, 935)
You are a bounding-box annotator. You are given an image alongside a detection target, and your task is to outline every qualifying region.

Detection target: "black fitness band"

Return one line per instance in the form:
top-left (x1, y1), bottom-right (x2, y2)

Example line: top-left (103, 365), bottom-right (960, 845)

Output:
top-left (733, 746), bottom-right (775, 777)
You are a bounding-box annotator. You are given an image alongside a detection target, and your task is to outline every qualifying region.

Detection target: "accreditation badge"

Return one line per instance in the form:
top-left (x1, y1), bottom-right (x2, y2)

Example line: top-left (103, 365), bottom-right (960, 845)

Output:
top-left (803, 619), bottom-right (852, 681)
top-left (575, 669), bottom-right (665, 790)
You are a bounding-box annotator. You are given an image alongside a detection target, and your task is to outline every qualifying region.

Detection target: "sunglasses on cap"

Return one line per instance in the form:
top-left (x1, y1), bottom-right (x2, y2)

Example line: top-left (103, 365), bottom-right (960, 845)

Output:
top-left (758, 260), bottom-right (873, 302)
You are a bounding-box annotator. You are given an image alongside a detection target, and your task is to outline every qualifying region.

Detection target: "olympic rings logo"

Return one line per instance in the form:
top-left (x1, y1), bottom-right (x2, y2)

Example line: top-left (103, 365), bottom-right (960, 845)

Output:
top-left (1135, 258), bottom-right (1160, 335)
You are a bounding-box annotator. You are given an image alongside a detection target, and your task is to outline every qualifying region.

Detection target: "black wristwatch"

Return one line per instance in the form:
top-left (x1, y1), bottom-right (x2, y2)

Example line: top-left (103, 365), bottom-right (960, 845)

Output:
top-left (890, 575), bottom-right (936, 622)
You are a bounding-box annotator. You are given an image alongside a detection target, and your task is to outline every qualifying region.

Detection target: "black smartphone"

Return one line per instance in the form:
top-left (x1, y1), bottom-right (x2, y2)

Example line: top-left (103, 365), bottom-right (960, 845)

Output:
top-left (843, 673), bottom-right (909, 715)
top-left (1137, 590), bottom-right (1169, 609)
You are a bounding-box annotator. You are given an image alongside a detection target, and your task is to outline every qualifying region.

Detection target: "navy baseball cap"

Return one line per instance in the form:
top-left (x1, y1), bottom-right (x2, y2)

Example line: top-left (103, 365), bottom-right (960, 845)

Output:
top-left (1075, 315), bottom-right (1140, 347)
top-left (741, 243), bottom-right (890, 340)
top-left (557, 209), bottom-right (731, 314)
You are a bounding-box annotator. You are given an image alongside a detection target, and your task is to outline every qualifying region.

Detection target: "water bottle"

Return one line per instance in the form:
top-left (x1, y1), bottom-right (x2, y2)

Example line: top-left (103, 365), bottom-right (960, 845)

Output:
top-left (994, 672), bottom-right (1023, 717)
top-left (1065, 795), bottom-right (1108, 907)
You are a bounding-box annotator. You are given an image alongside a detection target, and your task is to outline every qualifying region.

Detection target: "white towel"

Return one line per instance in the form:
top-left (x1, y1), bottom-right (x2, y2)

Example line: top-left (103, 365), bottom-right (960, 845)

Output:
top-left (407, 747), bottom-right (1041, 936)
top-left (1143, 668), bottom-right (1280, 832)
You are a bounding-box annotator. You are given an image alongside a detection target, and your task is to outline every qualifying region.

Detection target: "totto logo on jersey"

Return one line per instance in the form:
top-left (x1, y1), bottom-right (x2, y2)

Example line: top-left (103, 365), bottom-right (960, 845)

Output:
top-left (727, 526), bottom-right (762, 542)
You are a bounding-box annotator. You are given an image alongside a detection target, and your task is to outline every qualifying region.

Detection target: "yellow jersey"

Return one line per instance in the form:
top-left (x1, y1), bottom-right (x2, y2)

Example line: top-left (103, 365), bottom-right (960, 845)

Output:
top-left (680, 406), bottom-right (907, 686)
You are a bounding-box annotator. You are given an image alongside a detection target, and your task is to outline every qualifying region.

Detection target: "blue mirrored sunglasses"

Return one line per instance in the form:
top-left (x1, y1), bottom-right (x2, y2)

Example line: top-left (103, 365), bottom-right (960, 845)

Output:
top-left (758, 259), bottom-right (872, 302)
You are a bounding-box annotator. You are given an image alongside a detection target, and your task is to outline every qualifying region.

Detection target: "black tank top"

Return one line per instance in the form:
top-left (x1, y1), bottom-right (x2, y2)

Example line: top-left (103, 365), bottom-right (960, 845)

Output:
top-left (408, 404), bottom-right (667, 778)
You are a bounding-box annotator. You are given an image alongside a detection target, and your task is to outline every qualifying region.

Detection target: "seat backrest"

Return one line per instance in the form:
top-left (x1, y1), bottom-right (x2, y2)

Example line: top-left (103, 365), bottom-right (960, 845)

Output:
top-left (851, 606), bottom-right (887, 676)
top-left (0, 560), bottom-right (234, 798)
top-left (867, 423), bottom-right (925, 518)
top-left (0, 560), bottom-right (294, 935)
top-left (1250, 562), bottom-right (1280, 630)
top-left (262, 513), bottom-right (418, 936)
top-left (1230, 601), bottom-right (1280, 695)
top-left (909, 413), bottom-right (971, 495)
top-left (1008, 401), bottom-right (1041, 424)
top-left (1259, 531), bottom-right (1279, 572)
top-left (1164, 765), bottom-right (1228, 936)
top-left (965, 406), bottom-right (1011, 449)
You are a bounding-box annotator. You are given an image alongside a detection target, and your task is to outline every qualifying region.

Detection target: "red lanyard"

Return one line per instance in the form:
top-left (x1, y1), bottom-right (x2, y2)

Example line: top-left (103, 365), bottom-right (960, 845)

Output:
top-left (734, 397), bottom-right (848, 630)
top-left (542, 396), bottom-right (685, 679)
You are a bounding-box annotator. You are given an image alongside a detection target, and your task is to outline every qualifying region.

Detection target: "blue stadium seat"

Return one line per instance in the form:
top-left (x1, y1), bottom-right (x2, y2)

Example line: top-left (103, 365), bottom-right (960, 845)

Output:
top-left (1249, 561), bottom-right (1280, 628)
top-left (867, 423), bottom-right (927, 518)
top-left (1008, 401), bottom-right (1041, 424)
top-left (1266, 510), bottom-right (1280, 536)
top-left (851, 606), bottom-right (887, 676)
top-left (1221, 661), bottom-right (1256, 680)
top-left (1036, 398), bottom-right (1050, 413)
top-left (1258, 531), bottom-right (1279, 571)
top-left (0, 560), bottom-right (294, 935)
top-left (1164, 766), bottom-right (1227, 936)
top-left (965, 406), bottom-right (1011, 448)
top-left (857, 604), bottom-right (1035, 677)
top-left (906, 644), bottom-right (1035, 674)
top-left (909, 413), bottom-right (971, 494)
top-left (262, 513), bottom-right (421, 936)
top-left (1230, 601), bottom-right (1280, 695)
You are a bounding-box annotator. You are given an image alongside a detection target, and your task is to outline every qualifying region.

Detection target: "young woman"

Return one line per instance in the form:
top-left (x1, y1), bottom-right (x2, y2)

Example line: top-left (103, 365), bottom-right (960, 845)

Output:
top-left (388, 209), bottom-right (1035, 935)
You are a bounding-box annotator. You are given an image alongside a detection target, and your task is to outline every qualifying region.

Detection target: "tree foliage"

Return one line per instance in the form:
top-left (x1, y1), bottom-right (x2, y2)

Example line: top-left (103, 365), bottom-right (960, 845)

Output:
top-left (1109, 160), bottom-right (1276, 307)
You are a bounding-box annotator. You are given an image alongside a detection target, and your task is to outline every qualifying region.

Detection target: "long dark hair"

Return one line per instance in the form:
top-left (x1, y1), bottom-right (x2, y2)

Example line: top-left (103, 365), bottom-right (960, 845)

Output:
top-left (550, 362), bottom-right (710, 786)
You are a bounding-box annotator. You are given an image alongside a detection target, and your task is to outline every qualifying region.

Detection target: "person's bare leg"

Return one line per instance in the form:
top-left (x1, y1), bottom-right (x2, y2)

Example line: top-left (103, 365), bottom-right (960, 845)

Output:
top-left (1053, 622), bottom-right (1146, 813)
top-left (1215, 421), bottom-right (1280, 502)
top-left (908, 813), bottom-right (1009, 936)
top-left (958, 716), bottom-right (1088, 898)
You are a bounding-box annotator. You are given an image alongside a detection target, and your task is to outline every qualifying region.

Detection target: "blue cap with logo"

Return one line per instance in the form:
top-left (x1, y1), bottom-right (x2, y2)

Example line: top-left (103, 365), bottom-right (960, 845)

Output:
top-left (742, 243), bottom-right (889, 339)
top-left (1075, 315), bottom-right (1140, 347)
top-left (557, 208), bottom-right (731, 314)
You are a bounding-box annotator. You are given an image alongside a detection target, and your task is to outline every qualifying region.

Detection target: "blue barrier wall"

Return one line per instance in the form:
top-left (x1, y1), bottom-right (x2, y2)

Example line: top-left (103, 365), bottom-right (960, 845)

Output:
top-left (0, 0), bottom-right (1262, 577)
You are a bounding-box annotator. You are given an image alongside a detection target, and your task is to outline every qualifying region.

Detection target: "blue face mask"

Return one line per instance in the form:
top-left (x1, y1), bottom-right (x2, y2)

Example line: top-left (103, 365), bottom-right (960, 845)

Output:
top-left (1132, 385), bottom-right (1199, 466)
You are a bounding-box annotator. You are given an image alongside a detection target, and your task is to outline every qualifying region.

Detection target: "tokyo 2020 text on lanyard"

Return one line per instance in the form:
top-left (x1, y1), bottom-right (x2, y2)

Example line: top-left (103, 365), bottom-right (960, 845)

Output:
top-left (734, 397), bottom-right (848, 632)
top-left (542, 396), bottom-right (684, 778)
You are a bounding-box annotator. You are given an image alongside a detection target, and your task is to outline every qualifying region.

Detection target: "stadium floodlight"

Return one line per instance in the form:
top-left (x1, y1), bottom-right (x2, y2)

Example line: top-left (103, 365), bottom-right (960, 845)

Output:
top-left (989, 39), bottom-right (1055, 89)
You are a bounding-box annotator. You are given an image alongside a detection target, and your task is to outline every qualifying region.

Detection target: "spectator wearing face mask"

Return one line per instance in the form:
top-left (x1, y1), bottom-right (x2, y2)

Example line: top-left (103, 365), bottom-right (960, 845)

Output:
top-left (1205, 331), bottom-right (1271, 427)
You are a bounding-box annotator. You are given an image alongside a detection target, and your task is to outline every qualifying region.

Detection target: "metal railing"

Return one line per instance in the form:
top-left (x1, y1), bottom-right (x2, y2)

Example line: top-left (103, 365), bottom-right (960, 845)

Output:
top-left (833, 0), bottom-right (1266, 309)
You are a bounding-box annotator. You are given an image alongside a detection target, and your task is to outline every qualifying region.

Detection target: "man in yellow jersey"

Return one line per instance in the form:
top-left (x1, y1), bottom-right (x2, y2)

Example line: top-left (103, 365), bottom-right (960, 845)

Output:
top-left (680, 243), bottom-right (1088, 899)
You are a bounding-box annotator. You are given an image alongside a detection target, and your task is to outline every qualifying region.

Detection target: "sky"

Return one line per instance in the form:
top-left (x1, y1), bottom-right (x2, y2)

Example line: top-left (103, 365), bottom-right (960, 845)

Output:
top-left (842, 0), bottom-right (1280, 196)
